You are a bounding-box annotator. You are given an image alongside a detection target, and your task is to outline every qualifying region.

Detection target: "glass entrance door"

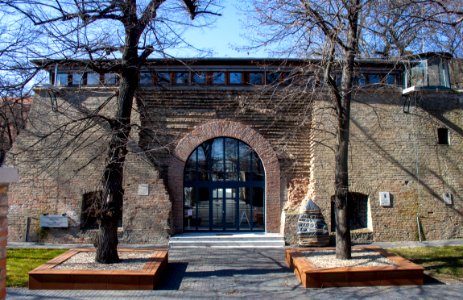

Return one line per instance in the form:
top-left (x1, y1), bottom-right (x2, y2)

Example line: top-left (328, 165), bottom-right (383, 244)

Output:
top-left (184, 137), bottom-right (265, 231)
top-left (212, 188), bottom-right (237, 230)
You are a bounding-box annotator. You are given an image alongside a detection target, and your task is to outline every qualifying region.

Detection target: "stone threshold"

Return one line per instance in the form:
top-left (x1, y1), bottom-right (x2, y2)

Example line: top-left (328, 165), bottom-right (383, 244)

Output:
top-left (286, 246), bottom-right (424, 288)
top-left (28, 248), bottom-right (168, 290)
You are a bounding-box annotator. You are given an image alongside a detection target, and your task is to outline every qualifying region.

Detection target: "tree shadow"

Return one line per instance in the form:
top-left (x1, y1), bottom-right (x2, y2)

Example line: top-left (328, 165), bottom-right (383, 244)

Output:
top-left (351, 117), bottom-right (462, 217)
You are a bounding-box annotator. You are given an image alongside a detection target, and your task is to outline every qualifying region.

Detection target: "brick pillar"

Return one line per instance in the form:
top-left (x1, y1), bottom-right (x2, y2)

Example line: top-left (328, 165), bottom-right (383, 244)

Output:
top-left (0, 168), bottom-right (19, 300)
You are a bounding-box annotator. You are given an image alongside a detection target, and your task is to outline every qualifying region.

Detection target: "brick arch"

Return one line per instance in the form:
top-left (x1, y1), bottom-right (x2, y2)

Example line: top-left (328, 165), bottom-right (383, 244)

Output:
top-left (168, 120), bottom-right (281, 233)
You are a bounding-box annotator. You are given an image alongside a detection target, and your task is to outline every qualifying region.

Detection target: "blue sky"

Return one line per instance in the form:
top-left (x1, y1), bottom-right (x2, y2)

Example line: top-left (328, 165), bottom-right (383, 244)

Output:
top-left (167, 1), bottom-right (269, 58)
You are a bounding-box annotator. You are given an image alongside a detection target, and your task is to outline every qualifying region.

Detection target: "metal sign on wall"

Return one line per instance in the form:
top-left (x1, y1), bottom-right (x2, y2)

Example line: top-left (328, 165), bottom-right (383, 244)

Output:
top-left (40, 215), bottom-right (69, 228)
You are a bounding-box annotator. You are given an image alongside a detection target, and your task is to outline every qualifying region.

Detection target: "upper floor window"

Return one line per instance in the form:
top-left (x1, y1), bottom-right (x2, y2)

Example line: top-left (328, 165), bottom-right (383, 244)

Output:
top-left (405, 53), bottom-right (452, 90)
top-left (193, 72), bottom-right (207, 85)
top-left (385, 74), bottom-right (396, 85)
top-left (175, 72), bottom-right (189, 85)
top-left (368, 74), bottom-right (381, 84)
top-left (56, 73), bottom-right (68, 86)
top-left (104, 73), bottom-right (118, 85)
top-left (212, 72), bottom-right (225, 84)
top-left (356, 75), bottom-right (367, 86)
top-left (140, 72), bottom-right (152, 86)
top-left (72, 73), bottom-right (84, 86)
top-left (87, 72), bottom-right (100, 86)
top-left (249, 72), bottom-right (263, 85)
top-left (229, 72), bottom-right (243, 84)
top-left (156, 72), bottom-right (171, 84)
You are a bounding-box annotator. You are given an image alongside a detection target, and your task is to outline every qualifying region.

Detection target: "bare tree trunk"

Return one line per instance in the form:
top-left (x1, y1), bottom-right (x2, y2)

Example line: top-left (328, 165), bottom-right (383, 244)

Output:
top-left (334, 119), bottom-right (351, 259)
top-left (95, 207), bottom-right (120, 263)
top-left (334, 0), bottom-right (360, 260)
top-left (95, 26), bottom-right (140, 264)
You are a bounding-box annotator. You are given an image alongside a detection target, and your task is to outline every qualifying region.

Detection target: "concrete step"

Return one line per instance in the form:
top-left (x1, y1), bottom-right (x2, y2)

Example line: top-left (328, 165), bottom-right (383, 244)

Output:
top-left (169, 233), bottom-right (285, 249)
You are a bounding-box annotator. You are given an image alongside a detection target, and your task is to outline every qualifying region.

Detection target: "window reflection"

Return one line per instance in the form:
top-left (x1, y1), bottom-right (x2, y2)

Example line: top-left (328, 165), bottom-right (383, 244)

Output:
top-left (229, 72), bottom-right (243, 84)
top-left (185, 137), bottom-right (264, 183)
top-left (87, 72), bottom-right (100, 86)
top-left (193, 72), bottom-right (207, 85)
top-left (72, 73), bottom-right (83, 86)
top-left (368, 74), bottom-right (380, 84)
top-left (156, 72), bottom-right (171, 84)
top-left (104, 73), bottom-right (118, 85)
top-left (386, 74), bottom-right (396, 85)
top-left (266, 72), bottom-right (281, 84)
top-left (140, 72), bottom-right (152, 86)
top-left (211, 138), bottom-right (224, 181)
top-left (212, 72), bottom-right (225, 84)
top-left (56, 73), bottom-right (68, 86)
top-left (175, 72), bottom-right (189, 85)
top-left (249, 72), bottom-right (263, 85)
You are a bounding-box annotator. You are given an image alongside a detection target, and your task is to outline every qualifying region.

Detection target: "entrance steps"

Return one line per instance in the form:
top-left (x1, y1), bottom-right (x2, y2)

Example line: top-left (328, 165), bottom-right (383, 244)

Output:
top-left (169, 232), bottom-right (285, 249)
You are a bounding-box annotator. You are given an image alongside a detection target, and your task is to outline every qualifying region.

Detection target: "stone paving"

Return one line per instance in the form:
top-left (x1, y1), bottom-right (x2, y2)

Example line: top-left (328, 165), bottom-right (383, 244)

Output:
top-left (6, 244), bottom-right (463, 299)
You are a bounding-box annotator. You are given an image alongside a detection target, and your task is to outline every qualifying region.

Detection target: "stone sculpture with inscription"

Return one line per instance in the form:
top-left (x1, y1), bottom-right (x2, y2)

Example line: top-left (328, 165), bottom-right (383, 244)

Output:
top-left (297, 199), bottom-right (329, 247)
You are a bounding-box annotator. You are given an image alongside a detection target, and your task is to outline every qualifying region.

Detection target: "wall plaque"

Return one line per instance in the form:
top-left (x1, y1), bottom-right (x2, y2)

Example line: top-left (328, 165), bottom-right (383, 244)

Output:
top-left (379, 192), bottom-right (391, 207)
top-left (40, 215), bottom-right (68, 228)
top-left (138, 184), bottom-right (149, 196)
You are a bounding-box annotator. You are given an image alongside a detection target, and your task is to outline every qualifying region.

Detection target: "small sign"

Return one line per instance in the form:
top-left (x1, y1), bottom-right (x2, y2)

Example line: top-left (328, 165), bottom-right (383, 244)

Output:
top-left (379, 192), bottom-right (391, 207)
top-left (40, 215), bottom-right (68, 228)
top-left (138, 184), bottom-right (149, 196)
top-left (443, 192), bottom-right (453, 205)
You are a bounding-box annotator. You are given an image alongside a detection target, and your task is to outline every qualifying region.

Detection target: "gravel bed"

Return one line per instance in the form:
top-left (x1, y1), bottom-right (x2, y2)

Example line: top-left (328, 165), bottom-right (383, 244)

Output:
top-left (53, 251), bottom-right (153, 271)
top-left (304, 249), bottom-right (398, 268)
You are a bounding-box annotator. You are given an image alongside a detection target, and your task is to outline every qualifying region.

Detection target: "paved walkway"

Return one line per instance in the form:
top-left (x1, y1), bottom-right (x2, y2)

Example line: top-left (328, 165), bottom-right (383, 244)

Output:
top-left (6, 239), bottom-right (463, 299)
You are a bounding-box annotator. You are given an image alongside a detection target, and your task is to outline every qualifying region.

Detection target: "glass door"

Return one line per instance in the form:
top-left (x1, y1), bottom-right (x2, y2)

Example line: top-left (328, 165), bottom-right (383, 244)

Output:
top-left (211, 188), bottom-right (224, 229)
top-left (212, 187), bottom-right (238, 230)
top-left (184, 137), bottom-right (265, 232)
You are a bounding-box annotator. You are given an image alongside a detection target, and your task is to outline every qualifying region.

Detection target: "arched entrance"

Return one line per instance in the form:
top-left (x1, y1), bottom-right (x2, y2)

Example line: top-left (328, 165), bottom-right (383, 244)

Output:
top-left (168, 120), bottom-right (280, 233)
top-left (183, 137), bottom-right (265, 231)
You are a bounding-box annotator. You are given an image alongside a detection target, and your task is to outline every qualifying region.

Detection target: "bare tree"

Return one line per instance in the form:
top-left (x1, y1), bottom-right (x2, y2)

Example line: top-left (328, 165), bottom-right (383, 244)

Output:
top-left (0, 5), bottom-right (40, 165)
top-left (247, 0), bottom-right (462, 259)
top-left (2, 0), bottom-right (220, 263)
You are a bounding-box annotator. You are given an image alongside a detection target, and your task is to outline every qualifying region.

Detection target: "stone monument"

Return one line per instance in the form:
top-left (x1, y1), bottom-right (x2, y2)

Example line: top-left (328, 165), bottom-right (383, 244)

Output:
top-left (297, 199), bottom-right (329, 247)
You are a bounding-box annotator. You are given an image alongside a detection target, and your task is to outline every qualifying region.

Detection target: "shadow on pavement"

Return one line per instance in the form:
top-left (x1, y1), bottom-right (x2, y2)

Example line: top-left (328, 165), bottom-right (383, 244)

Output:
top-left (157, 262), bottom-right (188, 290)
top-left (423, 274), bottom-right (445, 285)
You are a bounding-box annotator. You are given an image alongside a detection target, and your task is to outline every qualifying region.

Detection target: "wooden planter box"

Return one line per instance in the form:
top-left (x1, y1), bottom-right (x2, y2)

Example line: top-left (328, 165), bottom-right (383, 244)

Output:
top-left (286, 246), bottom-right (424, 288)
top-left (29, 248), bottom-right (168, 290)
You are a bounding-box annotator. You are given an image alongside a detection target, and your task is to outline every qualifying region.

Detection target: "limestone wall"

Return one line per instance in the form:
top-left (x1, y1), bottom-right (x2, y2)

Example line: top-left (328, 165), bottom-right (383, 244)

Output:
top-left (309, 87), bottom-right (463, 242)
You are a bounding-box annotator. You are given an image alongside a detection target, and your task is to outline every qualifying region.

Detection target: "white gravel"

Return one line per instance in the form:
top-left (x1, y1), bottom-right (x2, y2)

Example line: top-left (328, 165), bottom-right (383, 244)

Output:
top-left (304, 249), bottom-right (398, 268)
top-left (53, 252), bottom-right (153, 271)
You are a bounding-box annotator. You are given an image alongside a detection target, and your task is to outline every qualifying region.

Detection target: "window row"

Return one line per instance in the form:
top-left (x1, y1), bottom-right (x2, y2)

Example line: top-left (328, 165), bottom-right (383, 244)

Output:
top-left (52, 70), bottom-right (400, 87)
top-left (139, 71), bottom-right (279, 86)
top-left (353, 73), bottom-right (399, 86)
top-left (54, 72), bottom-right (119, 86)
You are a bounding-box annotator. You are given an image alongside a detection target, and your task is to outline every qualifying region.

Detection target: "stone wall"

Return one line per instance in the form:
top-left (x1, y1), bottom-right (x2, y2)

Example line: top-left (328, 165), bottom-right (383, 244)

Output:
top-left (7, 76), bottom-right (463, 245)
top-left (308, 87), bottom-right (463, 242)
top-left (7, 89), bottom-right (171, 244)
top-left (8, 85), bottom-right (312, 243)
top-left (0, 168), bottom-right (19, 300)
top-left (136, 87), bottom-right (313, 237)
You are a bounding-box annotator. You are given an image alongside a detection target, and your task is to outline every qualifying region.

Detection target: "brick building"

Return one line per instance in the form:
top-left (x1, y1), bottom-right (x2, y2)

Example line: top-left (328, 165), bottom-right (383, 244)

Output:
top-left (5, 53), bottom-right (463, 245)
